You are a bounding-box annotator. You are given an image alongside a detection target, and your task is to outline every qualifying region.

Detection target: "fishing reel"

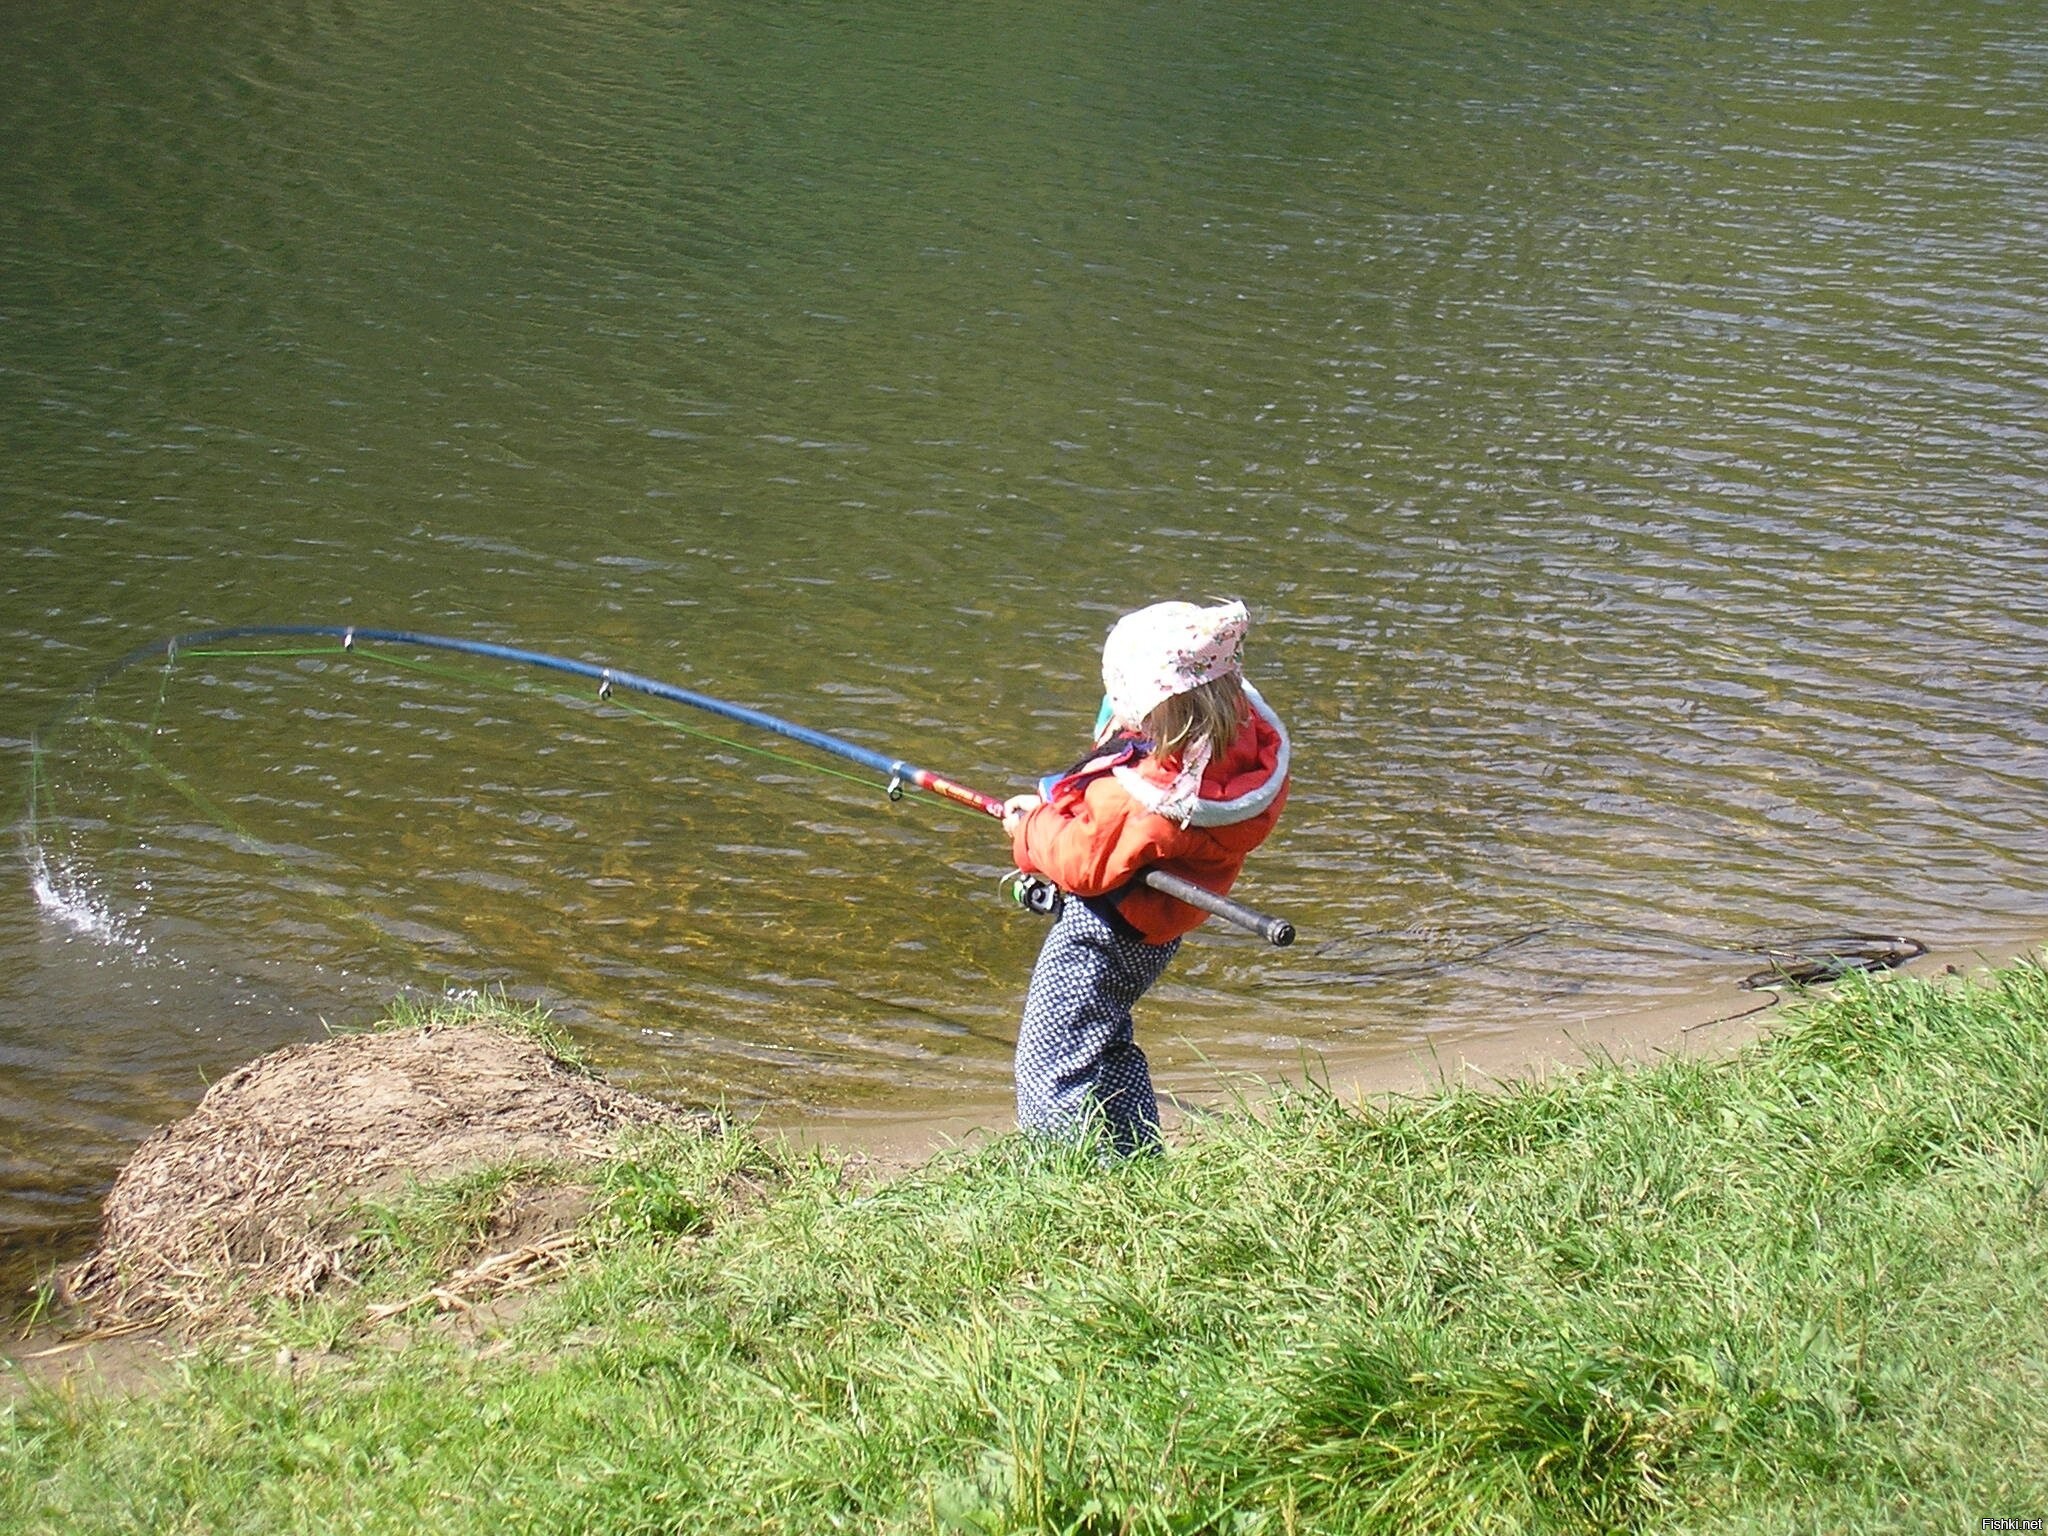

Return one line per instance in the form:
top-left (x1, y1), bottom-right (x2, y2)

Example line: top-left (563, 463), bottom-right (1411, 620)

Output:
top-left (999, 870), bottom-right (1065, 918)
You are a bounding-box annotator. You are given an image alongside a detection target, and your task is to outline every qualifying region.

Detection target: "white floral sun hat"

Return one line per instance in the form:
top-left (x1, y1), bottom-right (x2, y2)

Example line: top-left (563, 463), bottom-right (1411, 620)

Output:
top-left (1100, 599), bottom-right (1250, 728)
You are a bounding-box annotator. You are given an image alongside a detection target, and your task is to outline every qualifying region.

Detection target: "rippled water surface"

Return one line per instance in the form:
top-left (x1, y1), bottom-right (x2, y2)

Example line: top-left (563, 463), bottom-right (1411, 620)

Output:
top-left (4, 0), bottom-right (2046, 1281)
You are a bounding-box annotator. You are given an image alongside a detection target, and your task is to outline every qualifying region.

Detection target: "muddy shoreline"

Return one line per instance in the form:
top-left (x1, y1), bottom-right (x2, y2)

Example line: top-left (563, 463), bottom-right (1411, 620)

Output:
top-left (767, 929), bottom-right (2048, 1172)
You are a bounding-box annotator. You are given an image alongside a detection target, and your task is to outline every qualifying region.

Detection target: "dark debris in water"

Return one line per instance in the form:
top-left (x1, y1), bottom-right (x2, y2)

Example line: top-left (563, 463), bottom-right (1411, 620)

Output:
top-left (1739, 934), bottom-right (1927, 991)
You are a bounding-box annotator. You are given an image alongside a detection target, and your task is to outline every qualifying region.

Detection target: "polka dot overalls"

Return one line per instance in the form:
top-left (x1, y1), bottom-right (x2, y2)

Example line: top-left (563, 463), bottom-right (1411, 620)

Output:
top-left (1014, 896), bottom-right (1182, 1156)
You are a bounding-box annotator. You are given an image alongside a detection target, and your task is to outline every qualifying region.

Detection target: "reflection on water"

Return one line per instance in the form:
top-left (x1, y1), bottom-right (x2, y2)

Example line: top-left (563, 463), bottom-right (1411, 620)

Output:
top-left (3, 0), bottom-right (2047, 1283)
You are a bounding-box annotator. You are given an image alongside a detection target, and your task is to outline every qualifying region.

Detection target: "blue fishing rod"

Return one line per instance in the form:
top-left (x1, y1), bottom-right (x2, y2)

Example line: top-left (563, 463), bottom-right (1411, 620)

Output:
top-left (58, 624), bottom-right (1297, 946)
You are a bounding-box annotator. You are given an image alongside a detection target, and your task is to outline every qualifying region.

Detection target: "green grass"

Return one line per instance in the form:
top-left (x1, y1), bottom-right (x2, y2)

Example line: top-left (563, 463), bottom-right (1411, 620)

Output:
top-left (368, 987), bottom-right (586, 1068)
top-left (6, 962), bottom-right (2047, 1534)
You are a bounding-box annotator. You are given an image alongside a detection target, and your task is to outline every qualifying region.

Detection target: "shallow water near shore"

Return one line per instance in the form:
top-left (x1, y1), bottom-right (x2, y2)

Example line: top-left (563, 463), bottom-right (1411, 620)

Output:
top-left (5, 0), bottom-right (2048, 1287)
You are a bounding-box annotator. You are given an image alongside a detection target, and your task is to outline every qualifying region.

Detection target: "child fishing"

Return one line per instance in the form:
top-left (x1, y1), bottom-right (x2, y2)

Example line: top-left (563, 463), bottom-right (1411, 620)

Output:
top-left (1000, 599), bottom-right (1290, 1155)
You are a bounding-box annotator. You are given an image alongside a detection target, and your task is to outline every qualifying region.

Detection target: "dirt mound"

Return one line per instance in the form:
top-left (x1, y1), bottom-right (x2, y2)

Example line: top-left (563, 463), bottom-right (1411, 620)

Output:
top-left (63, 1020), bottom-right (705, 1325)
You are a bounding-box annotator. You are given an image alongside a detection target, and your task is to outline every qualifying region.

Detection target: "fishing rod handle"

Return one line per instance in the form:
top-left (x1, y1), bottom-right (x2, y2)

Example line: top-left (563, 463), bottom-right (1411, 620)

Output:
top-left (1140, 868), bottom-right (1296, 948)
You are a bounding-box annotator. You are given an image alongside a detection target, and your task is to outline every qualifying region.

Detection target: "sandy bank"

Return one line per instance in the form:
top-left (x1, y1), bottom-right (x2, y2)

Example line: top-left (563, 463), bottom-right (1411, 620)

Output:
top-left (771, 927), bottom-right (2048, 1173)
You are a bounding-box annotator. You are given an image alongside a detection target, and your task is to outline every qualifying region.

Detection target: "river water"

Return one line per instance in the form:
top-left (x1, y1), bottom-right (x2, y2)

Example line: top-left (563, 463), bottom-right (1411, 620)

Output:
top-left (4, 1), bottom-right (2046, 1286)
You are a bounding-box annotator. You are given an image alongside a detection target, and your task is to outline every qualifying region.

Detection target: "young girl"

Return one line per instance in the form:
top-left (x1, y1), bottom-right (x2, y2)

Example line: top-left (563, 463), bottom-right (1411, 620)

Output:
top-left (999, 599), bottom-right (1290, 1154)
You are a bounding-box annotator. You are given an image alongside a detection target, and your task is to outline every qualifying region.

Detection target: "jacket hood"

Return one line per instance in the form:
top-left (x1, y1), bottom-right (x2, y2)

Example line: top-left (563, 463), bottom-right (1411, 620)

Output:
top-left (1112, 684), bottom-right (1289, 829)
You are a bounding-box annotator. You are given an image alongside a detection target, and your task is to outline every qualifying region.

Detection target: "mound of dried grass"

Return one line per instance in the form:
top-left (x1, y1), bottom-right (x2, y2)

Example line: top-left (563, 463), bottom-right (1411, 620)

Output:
top-left (62, 1019), bottom-right (703, 1325)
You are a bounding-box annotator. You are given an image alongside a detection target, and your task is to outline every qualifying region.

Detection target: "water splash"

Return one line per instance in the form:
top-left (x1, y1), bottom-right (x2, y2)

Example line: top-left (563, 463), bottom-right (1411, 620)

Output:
top-left (27, 842), bottom-right (147, 953)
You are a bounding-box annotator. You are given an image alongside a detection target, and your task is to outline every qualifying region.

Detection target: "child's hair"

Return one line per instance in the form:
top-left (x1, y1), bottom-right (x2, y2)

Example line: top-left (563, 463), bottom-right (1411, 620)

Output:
top-left (1144, 672), bottom-right (1247, 761)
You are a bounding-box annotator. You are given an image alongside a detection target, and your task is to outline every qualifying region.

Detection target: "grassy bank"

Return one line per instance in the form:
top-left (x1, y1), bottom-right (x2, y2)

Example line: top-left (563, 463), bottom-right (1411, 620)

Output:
top-left (6, 963), bottom-right (2047, 1534)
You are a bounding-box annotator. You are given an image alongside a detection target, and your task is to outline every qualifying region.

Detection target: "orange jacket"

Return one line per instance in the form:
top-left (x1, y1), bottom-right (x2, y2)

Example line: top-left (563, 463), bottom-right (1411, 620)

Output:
top-left (1010, 690), bottom-right (1289, 944)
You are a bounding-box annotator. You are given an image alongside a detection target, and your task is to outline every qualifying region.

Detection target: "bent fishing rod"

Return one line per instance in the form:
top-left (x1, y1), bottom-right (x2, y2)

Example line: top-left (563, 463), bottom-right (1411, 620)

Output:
top-left (67, 624), bottom-right (1297, 947)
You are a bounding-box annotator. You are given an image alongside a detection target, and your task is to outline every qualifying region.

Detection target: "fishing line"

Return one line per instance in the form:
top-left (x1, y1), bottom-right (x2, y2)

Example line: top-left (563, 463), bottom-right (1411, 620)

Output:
top-left (30, 623), bottom-right (1298, 945)
top-left (346, 643), bottom-right (978, 816)
top-left (170, 647), bottom-right (360, 658)
top-left (34, 636), bottom-right (979, 973)
top-left (39, 637), bottom-right (956, 949)
top-left (605, 692), bottom-right (988, 816)
top-left (83, 715), bottom-right (409, 964)
top-left (102, 650), bottom-right (180, 885)
top-left (164, 639), bottom-right (971, 819)
top-left (49, 656), bottom-right (994, 1035)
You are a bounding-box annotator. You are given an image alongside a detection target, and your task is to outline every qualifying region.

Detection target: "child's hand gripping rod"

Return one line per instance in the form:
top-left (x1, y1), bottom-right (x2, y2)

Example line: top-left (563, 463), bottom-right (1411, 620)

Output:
top-left (932, 777), bottom-right (1296, 948)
